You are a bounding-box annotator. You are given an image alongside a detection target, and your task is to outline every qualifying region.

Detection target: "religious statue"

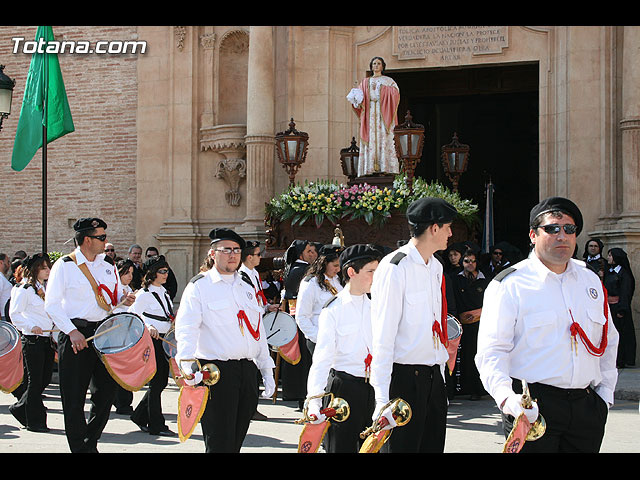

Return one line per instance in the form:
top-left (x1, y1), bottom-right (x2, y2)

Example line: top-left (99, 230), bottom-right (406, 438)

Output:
top-left (347, 56), bottom-right (401, 177)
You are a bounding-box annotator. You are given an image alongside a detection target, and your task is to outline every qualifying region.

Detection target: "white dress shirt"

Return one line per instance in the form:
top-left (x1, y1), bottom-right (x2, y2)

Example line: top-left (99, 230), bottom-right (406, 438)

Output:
top-left (9, 281), bottom-right (53, 336)
top-left (174, 267), bottom-right (275, 371)
top-left (113, 284), bottom-right (134, 313)
top-left (128, 284), bottom-right (174, 334)
top-left (295, 274), bottom-right (343, 344)
top-left (44, 247), bottom-right (124, 334)
top-left (306, 288), bottom-right (373, 409)
top-left (239, 263), bottom-right (268, 311)
top-left (369, 242), bottom-right (449, 406)
top-left (475, 252), bottom-right (620, 408)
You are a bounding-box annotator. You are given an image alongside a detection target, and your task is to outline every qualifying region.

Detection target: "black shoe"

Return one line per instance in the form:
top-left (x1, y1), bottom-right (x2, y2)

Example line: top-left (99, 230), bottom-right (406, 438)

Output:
top-left (26, 426), bottom-right (50, 433)
top-left (150, 428), bottom-right (176, 437)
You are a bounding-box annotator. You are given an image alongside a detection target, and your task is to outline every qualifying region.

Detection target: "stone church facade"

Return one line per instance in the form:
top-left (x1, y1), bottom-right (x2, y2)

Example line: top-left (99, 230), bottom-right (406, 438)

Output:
top-left (1, 26), bottom-right (639, 359)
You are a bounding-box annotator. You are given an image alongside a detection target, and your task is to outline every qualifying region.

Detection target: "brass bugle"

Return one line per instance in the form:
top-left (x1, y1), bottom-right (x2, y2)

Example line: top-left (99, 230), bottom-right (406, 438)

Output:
top-left (295, 392), bottom-right (350, 424)
top-left (360, 397), bottom-right (412, 439)
top-left (178, 358), bottom-right (220, 387)
top-left (521, 380), bottom-right (546, 441)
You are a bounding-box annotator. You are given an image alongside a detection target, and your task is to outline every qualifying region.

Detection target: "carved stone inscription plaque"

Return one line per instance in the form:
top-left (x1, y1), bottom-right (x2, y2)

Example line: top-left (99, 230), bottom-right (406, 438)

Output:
top-left (394, 26), bottom-right (508, 62)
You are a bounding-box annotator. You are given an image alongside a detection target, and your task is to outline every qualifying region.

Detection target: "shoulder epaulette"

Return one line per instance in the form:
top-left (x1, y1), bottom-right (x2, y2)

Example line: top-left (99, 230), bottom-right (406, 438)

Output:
top-left (302, 274), bottom-right (312, 282)
top-left (62, 255), bottom-right (73, 262)
top-left (322, 295), bottom-right (338, 309)
top-left (493, 266), bottom-right (516, 282)
top-left (239, 271), bottom-right (254, 288)
top-left (189, 273), bottom-right (205, 284)
top-left (390, 252), bottom-right (407, 265)
top-left (103, 255), bottom-right (115, 266)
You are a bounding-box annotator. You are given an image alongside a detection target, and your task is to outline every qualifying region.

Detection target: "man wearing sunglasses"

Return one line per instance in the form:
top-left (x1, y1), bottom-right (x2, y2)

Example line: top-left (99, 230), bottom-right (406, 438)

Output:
top-left (174, 228), bottom-right (275, 452)
top-left (475, 197), bottom-right (619, 453)
top-left (45, 217), bottom-right (136, 453)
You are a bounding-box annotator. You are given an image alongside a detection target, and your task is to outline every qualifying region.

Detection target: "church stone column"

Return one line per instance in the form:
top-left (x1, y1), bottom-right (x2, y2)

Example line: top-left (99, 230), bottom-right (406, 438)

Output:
top-left (243, 26), bottom-right (275, 234)
top-left (620, 26), bottom-right (640, 219)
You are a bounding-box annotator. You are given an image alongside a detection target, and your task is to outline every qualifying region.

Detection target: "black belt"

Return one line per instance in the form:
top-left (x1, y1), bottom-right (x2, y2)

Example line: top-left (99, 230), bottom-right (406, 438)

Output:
top-left (511, 378), bottom-right (593, 399)
top-left (330, 368), bottom-right (368, 383)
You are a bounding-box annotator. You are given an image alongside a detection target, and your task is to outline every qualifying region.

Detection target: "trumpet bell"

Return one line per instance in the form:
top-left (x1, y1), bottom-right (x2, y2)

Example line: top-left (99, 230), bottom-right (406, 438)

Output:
top-left (328, 397), bottom-right (350, 423)
top-left (201, 363), bottom-right (220, 386)
top-left (391, 398), bottom-right (412, 427)
top-left (526, 415), bottom-right (546, 441)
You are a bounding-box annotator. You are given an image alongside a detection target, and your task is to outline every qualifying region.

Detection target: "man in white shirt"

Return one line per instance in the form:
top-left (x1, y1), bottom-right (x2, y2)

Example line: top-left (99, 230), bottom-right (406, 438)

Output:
top-left (45, 217), bottom-right (136, 453)
top-left (370, 197), bottom-right (457, 453)
top-left (475, 197), bottom-right (619, 453)
top-left (174, 228), bottom-right (276, 452)
top-left (305, 244), bottom-right (380, 452)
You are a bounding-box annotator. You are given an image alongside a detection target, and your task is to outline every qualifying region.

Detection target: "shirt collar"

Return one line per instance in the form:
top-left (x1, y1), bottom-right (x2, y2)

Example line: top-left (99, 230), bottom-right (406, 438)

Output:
top-left (528, 250), bottom-right (578, 279)
top-left (74, 247), bottom-right (106, 266)
top-left (206, 267), bottom-right (238, 284)
top-left (405, 241), bottom-right (434, 268)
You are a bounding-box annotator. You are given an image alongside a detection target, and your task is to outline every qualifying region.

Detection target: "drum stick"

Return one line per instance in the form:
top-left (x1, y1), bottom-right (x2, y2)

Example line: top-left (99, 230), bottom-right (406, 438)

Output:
top-left (42, 329), bottom-right (60, 333)
top-left (159, 336), bottom-right (176, 349)
top-left (85, 323), bottom-right (123, 342)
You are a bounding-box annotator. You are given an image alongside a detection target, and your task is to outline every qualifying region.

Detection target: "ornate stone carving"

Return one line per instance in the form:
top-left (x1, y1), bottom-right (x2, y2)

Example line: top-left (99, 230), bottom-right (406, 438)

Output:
top-left (200, 124), bottom-right (248, 206)
top-left (201, 33), bottom-right (216, 49)
top-left (216, 158), bottom-right (247, 207)
top-left (175, 26), bottom-right (186, 51)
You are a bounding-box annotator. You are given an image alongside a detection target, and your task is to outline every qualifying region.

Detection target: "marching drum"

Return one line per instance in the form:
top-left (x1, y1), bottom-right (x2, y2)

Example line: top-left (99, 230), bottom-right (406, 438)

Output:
top-left (0, 321), bottom-right (23, 393)
top-left (263, 310), bottom-right (298, 348)
top-left (447, 314), bottom-right (463, 341)
top-left (92, 313), bottom-right (157, 392)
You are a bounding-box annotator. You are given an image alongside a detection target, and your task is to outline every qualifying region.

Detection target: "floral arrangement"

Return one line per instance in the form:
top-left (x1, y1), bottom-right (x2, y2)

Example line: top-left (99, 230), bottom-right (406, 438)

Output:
top-left (265, 174), bottom-right (479, 228)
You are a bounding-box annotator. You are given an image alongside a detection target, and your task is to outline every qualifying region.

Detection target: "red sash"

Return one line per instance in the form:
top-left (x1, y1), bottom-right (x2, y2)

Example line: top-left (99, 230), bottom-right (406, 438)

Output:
top-left (432, 275), bottom-right (449, 347)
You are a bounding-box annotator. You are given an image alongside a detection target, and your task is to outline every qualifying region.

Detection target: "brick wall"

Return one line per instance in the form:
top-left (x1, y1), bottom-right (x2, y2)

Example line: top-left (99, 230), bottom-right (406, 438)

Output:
top-left (0, 26), bottom-right (139, 260)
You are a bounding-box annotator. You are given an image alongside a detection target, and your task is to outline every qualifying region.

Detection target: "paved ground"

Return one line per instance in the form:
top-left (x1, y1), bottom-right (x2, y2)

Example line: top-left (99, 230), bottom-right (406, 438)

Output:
top-left (1, 366), bottom-right (638, 453)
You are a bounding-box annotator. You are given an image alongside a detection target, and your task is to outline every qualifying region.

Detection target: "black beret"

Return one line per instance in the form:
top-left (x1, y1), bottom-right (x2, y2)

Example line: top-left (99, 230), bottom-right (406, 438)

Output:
top-left (284, 240), bottom-right (309, 264)
top-left (407, 197), bottom-right (457, 225)
top-left (24, 252), bottom-right (50, 272)
top-left (143, 254), bottom-right (168, 272)
top-left (73, 217), bottom-right (107, 232)
top-left (339, 244), bottom-right (380, 269)
top-left (319, 244), bottom-right (344, 258)
top-left (208, 228), bottom-right (246, 249)
top-left (529, 197), bottom-right (583, 235)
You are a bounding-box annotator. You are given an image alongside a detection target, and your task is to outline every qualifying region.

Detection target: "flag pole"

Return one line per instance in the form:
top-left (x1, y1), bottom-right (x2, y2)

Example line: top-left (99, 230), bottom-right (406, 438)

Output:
top-left (42, 36), bottom-right (48, 254)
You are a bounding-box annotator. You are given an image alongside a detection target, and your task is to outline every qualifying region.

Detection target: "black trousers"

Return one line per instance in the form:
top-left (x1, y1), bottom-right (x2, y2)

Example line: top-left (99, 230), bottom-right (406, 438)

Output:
top-left (57, 321), bottom-right (117, 453)
top-left (610, 304), bottom-right (636, 367)
top-left (385, 363), bottom-right (448, 453)
top-left (131, 336), bottom-right (169, 433)
top-left (322, 369), bottom-right (375, 453)
top-left (199, 358), bottom-right (258, 453)
top-left (502, 380), bottom-right (609, 453)
top-left (11, 335), bottom-right (55, 429)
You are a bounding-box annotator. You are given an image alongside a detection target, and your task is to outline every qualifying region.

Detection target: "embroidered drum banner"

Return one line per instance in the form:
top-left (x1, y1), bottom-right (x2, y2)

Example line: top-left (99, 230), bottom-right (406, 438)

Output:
top-left (93, 313), bottom-right (156, 391)
top-left (298, 421), bottom-right (330, 453)
top-left (0, 321), bottom-right (23, 394)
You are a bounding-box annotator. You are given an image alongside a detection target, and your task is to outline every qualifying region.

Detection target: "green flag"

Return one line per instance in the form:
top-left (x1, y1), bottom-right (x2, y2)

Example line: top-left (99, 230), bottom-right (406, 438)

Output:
top-left (11, 26), bottom-right (74, 172)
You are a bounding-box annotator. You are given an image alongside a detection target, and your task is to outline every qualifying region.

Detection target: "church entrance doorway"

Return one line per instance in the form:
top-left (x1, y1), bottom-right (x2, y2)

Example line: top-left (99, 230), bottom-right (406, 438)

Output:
top-left (392, 62), bottom-right (539, 259)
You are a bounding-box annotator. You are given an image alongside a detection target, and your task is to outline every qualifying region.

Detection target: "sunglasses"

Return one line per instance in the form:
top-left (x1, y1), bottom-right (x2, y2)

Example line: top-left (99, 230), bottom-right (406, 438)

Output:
top-left (88, 234), bottom-right (107, 241)
top-left (105, 248), bottom-right (115, 252)
top-left (537, 224), bottom-right (578, 235)
top-left (157, 269), bottom-right (169, 274)
top-left (463, 259), bottom-right (476, 263)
